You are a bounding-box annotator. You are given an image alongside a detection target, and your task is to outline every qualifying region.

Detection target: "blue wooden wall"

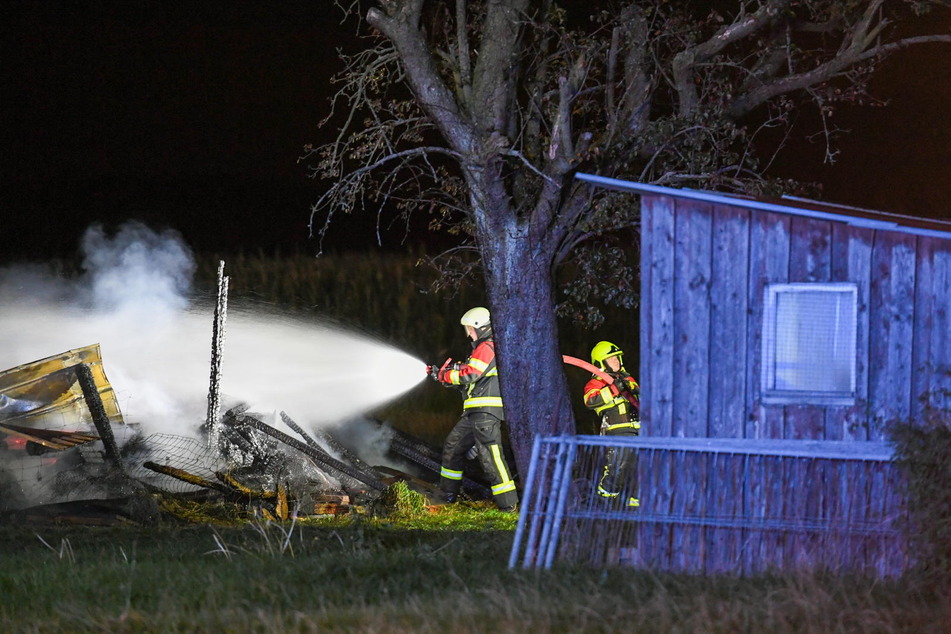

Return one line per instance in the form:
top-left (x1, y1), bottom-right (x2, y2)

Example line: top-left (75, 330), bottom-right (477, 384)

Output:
top-left (639, 194), bottom-right (951, 440)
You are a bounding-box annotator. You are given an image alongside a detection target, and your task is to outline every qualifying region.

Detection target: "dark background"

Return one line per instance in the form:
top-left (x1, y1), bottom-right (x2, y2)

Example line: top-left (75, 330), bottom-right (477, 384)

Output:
top-left (3, 2), bottom-right (949, 263)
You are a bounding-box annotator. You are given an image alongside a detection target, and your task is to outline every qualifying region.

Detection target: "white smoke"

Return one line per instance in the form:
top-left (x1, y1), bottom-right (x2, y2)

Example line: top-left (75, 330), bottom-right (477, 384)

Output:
top-left (0, 222), bottom-right (426, 439)
top-left (80, 222), bottom-right (194, 317)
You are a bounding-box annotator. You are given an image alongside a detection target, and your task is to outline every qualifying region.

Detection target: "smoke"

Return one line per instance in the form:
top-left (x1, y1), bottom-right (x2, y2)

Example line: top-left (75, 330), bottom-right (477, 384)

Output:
top-left (80, 222), bottom-right (194, 317)
top-left (0, 222), bottom-right (426, 440)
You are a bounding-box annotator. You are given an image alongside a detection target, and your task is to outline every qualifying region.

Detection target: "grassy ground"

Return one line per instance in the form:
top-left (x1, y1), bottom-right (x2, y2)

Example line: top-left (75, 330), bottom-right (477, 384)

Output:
top-left (2, 509), bottom-right (949, 633)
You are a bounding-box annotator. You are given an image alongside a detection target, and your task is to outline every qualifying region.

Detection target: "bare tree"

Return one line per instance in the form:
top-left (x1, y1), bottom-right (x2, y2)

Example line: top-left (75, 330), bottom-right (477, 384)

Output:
top-left (303, 0), bottom-right (950, 471)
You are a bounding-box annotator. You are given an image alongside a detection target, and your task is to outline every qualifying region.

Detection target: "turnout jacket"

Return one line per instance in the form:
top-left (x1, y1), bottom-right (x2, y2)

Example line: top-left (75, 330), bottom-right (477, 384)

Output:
top-left (583, 371), bottom-right (640, 430)
top-left (438, 333), bottom-right (504, 419)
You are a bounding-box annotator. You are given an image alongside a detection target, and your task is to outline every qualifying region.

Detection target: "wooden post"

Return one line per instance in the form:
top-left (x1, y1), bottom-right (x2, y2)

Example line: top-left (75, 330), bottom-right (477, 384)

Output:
top-left (206, 260), bottom-right (229, 448)
top-left (75, 363), bottom-right (123, 472)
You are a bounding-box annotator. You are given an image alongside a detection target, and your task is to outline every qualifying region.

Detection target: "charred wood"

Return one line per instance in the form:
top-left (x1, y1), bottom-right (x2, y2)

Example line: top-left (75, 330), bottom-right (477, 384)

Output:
top-left (75, 363), bottom-right (123, 472)
top-left (281, 411), bottom-right (384, 482)
top-left (223, 413), bottom-right (386, 492)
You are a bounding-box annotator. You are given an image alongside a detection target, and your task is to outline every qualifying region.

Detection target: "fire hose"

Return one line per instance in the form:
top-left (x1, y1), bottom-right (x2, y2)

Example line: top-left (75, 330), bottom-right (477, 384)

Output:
top-left (427, 355), bottom-right (614, 384)
top-left (561, 355), bottom-right (615, 384)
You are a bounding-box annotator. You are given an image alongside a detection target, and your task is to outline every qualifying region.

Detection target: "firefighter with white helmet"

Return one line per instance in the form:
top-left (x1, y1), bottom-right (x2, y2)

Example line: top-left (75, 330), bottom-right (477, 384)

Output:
top-left (583, 340), bottom-right (641, 508)
top-left (426, 306), bottom-right (518, 512)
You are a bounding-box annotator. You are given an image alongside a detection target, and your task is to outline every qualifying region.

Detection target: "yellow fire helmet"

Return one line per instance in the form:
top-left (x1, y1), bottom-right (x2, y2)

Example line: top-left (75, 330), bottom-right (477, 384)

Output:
top-left (591, 340), bottom-right (623, 370)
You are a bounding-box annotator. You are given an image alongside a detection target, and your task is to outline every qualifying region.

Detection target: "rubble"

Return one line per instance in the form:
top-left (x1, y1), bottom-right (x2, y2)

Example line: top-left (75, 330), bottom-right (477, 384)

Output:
top-left (1, 346), bottom-right (495, 526)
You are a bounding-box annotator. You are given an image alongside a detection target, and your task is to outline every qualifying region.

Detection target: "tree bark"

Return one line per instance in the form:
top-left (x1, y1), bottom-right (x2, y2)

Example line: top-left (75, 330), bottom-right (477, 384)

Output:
top-left (476, 199), bottom-right (575, 472)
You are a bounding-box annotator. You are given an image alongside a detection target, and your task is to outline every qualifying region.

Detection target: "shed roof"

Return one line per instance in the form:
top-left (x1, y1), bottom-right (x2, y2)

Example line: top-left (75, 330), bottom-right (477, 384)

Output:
top-left (576, 172), bottom-right (951, 240)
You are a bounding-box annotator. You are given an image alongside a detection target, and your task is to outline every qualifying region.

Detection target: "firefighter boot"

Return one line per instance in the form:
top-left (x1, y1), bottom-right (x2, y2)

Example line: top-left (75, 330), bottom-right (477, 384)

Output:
top-left (440, 491), bottom-right (457, 504)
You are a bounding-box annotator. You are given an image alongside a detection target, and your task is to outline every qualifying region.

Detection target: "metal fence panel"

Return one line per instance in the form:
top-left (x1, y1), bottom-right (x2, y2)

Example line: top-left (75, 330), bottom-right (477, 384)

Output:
top-left (509, 435), bottom-right (909, 577)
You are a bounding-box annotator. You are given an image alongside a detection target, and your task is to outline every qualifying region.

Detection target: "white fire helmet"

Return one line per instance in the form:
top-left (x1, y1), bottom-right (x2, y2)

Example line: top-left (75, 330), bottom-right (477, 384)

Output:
top-left (460, 306), bottom-right (491, 330)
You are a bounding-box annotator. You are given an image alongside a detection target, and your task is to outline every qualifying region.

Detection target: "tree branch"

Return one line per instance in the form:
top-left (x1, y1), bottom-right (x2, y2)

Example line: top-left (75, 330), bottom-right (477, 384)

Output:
top-left (673, 1), bottom-right (789, 115)
top-left (470, 0), bottom-right (530, 133)
top-left (368, 0), bottom-right (477, 154)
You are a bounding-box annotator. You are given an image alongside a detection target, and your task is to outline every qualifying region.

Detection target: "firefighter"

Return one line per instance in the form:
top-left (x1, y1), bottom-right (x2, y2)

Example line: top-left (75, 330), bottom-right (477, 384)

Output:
top-left (583, 340), bottom-right (641, 508)
top-left (427, 307), bottom-right (518, 512)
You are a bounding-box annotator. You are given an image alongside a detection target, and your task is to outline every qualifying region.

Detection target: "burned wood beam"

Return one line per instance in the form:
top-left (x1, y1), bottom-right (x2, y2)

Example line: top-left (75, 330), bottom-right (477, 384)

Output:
top-left (0, 422), bottom-right (98, 451)
top-left (224, 413), bottom-right (386, 492)
top-left (383, 422), bottom-right (443, 463)
top-left (75, 363), bottom-right (123, 472)
top-left (279, 411), bottom-right (319, 447)
top-left (205, 260), bottom-right (229, 446)
top-left (381, 426), bottom-right (492, 499)
top-left (315, 428), bottom-right (383, 481)
top-left (215, 471), bottom-right (277, 499)
top-left (281, 411), bottom-right (384, 485)
top-left (142, 461), bottom-right (235, 494)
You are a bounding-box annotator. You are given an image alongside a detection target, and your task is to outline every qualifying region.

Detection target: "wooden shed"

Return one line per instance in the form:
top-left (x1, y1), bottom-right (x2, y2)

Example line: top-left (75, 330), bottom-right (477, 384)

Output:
top-left (512, 176), bottom-right (950, 576)
top-left (577, 173), bottom-right (951, 441)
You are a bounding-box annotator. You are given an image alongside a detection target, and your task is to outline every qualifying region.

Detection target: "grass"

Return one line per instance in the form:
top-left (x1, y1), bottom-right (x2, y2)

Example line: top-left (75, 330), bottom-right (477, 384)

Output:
top-left (2, 486), bottom-right (949, 633)
top-left (1, 514), bottom-right (949, 633)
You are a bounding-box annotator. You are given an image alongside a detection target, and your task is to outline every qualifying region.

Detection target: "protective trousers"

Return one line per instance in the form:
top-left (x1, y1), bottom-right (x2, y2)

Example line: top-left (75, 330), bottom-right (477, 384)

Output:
top-left (598, 425), bottom-right (639, 507)
top-left (440, 411), bottom-right (518, 510)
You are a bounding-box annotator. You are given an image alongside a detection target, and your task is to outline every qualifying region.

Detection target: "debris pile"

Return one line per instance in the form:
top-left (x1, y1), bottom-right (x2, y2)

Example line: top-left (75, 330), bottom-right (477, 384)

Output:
top-left (1, 346), bottom-right (493, 526)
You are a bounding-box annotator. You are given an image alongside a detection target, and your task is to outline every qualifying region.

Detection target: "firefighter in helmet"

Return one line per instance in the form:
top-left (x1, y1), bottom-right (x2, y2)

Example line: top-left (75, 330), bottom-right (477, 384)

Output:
top-left (427, 307), bottom-right (518, 512)
top-left (583, 340), bottom-right (641, 508)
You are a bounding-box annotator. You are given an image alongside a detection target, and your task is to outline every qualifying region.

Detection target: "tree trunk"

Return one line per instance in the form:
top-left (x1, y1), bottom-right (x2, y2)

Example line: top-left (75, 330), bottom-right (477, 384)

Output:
top-left (481, 225), bottom-right (576, 475)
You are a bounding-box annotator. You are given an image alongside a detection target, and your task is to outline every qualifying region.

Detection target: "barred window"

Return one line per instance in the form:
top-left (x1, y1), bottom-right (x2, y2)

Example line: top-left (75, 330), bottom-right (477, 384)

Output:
top-left (762, 283), bottom-right (857, 405)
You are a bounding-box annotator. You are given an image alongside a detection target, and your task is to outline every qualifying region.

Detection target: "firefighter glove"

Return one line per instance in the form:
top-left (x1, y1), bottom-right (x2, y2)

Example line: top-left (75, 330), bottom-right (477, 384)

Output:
top-left (466, 445), bottom-right (479, 460)
top-left (437, 367), bottom-right (453, 383)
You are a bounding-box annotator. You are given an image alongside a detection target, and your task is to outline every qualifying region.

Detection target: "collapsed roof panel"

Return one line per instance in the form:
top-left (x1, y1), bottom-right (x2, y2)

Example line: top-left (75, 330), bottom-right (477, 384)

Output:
top-left (0, 344), bottom-right (124, 431)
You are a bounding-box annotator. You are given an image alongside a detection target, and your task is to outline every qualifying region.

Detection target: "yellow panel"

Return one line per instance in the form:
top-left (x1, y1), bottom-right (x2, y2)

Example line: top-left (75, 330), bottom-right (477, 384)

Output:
top-left (0, 344), bottom-right (124, 430)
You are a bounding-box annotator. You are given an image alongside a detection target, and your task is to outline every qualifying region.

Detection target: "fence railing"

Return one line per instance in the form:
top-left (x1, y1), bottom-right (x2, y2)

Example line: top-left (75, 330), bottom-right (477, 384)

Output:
top-left (509, 435), bottom-right (909, 577)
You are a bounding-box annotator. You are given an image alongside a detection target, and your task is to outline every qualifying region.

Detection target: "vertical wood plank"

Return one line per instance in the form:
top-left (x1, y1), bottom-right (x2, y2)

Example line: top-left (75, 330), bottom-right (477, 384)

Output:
top-left (770, 455), bottom-right (790, 572)
top-left (639, 196), bottom-right (654, 433)
top-left (682, 451), bottom-right (706, 574)
top-left (646, 196), bottom-right (676, 437)
top-left (649, 446), bottom-right (674, 569)
top-left (868, 232), bottom-right (918, 437)
top-left (785, 406), bottom-right (825, 440)
top-left (884, 462), bottom-right (910, 576)
top-left (911, 236), bottom-right (935, 422)
top-left (831, 459), bottom-right (849, 571)
top-left (830, 223), bottom-right (874, 441)
top-left (914, 239), bottom-right (951, 417)
top-left (743, 452), bottom-right (766, 575)
top-left (670, 449), bottom-right (689, 572)
top-left (853, 460), bottom-right (873, 574)
top-left (786, 216), bottom-right (833, 439)
top-left (632, 446), bottom-right (652, 568)
top-left (672, 199), bottom-right (712, 437)
top-left (789, 216), bottom-right (832, 282)
top-left (746, 212), bottom-right (791, 439)
top-left (709, 206), bottom-right (750, 438)
top-left (931, 246), bottom-right (951, 414)
top-left (866, 462), bottom-right (890, 576)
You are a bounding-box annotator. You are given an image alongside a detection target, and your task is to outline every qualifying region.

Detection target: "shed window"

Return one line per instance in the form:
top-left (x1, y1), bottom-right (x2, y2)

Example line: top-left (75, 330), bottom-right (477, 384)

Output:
top-left (762, 283), bottom-right (857, 405)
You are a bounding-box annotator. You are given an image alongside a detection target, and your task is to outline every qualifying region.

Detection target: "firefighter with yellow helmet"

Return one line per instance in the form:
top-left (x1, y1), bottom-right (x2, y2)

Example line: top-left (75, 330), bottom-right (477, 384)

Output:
top-left (427, 307), bottom-right (518, 512)
top-left (583, 340), bottom-right (641, 508)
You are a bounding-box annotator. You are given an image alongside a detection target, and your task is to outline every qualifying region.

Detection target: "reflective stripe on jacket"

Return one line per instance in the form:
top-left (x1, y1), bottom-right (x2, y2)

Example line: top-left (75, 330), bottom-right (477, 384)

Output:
top-left (444, 336), bottom-right (504, 418)
top-left (583, 372), bottom-right (640, 426)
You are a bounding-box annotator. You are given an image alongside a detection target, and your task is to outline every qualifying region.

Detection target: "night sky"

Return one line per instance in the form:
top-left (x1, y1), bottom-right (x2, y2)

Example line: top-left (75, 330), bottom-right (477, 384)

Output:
top-left (4, 2), bottom-right (950, 264)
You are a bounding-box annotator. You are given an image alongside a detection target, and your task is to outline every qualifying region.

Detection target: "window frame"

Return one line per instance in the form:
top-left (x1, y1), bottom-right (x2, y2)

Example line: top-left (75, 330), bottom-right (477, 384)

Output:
top-left (761, 282), bottom-right (858, 406)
